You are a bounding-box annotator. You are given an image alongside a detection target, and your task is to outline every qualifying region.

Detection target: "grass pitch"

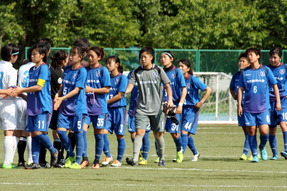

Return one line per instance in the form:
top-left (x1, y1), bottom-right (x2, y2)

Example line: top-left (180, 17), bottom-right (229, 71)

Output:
top-left (0, 124), bottom-right (286, 191)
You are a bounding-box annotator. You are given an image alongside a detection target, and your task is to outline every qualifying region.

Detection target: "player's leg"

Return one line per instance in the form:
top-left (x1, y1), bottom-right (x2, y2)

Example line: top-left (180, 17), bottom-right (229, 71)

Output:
top-left (152, 112), bottom-right (166, 166)
top-left (80, 123), bottom-right (90, 168)
top-left (258, 110), bottom-right (270, 161)
top-left (102, 111), bottom-right (112, 166)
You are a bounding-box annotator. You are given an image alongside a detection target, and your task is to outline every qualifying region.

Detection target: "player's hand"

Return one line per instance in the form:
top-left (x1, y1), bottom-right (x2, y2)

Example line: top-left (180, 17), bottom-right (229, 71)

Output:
top-left (276, 102), bottom-right (282, 111)
top-left (85, 86), bottom-right (93, 93)
top-left (54, 97), bottom-right (63, 110)
top-left (11, 86), bottom-right (22, 97)
top-left (195, 101), bottom-right (203, 109)
top-left (237, 105), bottom-right (243, 117)
top-left (176, 105), bottom-right (182, 114)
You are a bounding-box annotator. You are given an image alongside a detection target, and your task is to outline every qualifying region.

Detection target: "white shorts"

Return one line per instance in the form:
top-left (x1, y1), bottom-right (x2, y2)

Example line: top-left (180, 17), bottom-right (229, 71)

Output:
top-left (0, 99), bottom-right (17, 130)
top-left (15, 98), bottom-right (27, 130)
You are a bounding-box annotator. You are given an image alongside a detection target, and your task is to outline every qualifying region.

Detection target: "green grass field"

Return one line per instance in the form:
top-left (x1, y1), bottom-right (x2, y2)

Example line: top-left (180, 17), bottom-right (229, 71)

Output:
top-left (0, 124), bottom-right (286, 191)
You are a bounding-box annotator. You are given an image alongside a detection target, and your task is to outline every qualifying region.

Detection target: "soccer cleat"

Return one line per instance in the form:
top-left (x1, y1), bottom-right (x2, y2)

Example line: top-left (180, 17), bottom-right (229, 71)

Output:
top-left (270, 155), bottom-right (278, 160)
top-left (247, 155), bottom-right (253, 161)
top-left (176, 150), bottom-right (184, 163)
top-left (91, 161), bottom-right (100, 169)
top-left (50, 150), bottom-right (59, 167)
top-left (101, 156), bottom-right (113, 166)
top-left (64, 156), bottom-right (76, 168)
top-left (80, 160), bottom-right (90, 169)
top-left (40, 161), bottom-right (51, 168)
top-left (138, 151), bottom-right (143, 162)
top-left (251, 156), bottom-right (259, 163)
top-left (17, 161), bottom-right (26, 168)
top-left (158, 159), bottom-right (166, 166)
top-left (240, 154), bottom-right (247, 160)
top-left (111, 160), bottom-right (122, 167)
top-left (126, 157), bottom-right (138, 166)
top-left (2, 164), bottom-right (14, 169)
top-left (69, 162), bottom-right (81, 169)
top-left (154, 157), bottom-right (160, 163)
top-left (280, 151), bottom-right (287, 159)
top-left (139, 158), bottom-right (148, 165)
top-left (25, 163), bottom-right (41, 169)
top-left (191, 153), bottom-right (200, 162)
top-left (260, 147), bottom-right (268, 160)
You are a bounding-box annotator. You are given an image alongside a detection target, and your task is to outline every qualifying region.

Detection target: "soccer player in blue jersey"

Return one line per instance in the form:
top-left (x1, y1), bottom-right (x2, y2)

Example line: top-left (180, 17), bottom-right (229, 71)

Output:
top-left (126, 47), bottom-right (173, 166)
top-left (237, 47), bottom-right (281, 163)
top-left (84, 46), bottom-right (111, 169)
top-left (178, 59), bottom-right (212, 162)
top-left (127, 70), bottom-right (151, 165)
top-left (14, 43), bottom-right (58, 169)
top-left (54, 46), bottom-right (87, 169)
top-left (266, 47), bottom-right (287, 160)
top-left (105, 56), bottom-right (128, 167)
top-left (160, 51), bottom-right (187, 163)
top-left (230, 53), bottom-right (252, 160)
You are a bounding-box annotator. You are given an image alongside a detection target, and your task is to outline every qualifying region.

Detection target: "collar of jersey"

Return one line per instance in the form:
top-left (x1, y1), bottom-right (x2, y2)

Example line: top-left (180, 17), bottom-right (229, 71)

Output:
top-left (164, 65), bottom-right (175, 72)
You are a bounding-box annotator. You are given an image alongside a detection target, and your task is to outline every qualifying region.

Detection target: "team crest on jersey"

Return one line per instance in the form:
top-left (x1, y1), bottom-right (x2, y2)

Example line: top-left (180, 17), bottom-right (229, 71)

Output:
top-left (171, 73), bottom-right (176, 79)
top-left (58, 77), bottom-right (62, 84)
top-left (73, 73), bottom-right (78, 79)
top-left (152, 71), bottom-right (158, 78)
top-left (115, 78), bottom-right (119, 85)
top-left (280, 69), bottom-right (285, 75)
top-left (96, 70), bottom-right (101, 77)
top-left (260, 71), bottom-right (265, 77)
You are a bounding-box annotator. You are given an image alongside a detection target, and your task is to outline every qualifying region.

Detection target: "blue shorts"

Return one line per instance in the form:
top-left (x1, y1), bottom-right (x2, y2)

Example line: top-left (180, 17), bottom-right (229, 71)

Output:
top-left (57, 113), bottom-right (86, 132)
top-left (106, 107), bottom-right (126, 135)
top-left (181, 106), bottom-right (199, 135)
top-left (165, 113), bottom-right (182, 134)
top-left (243, 110), bottom-right (270, 126)
top-left (84, 113), bottom-right (108, 130)
top-left (237, 114), bottom-right (245, 127)
top-left (26, 112), bottom-right (51, 132)
top-left (128, 115), bottom-right (151, 133)
top-left (270, 97), bottom-right (287, 128)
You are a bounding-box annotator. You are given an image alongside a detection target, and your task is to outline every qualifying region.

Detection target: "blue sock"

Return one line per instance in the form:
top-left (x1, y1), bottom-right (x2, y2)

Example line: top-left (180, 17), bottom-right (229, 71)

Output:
top-left (181, 134), bottom-right (188, 153)
top-left (283, 131), bottom-right (287, 151)
top-left (32, 137), bottom-right (41, 164)
top-left (95, 134), bottom-right (104, 162)
top-left (36, 134), bottom-right (56, 154)
top-left (142, 132), bottom-right (150, 160)
top-left (188, 136), bottom-right (198, 155)
top-left (174, 136), bottom-right (183, 152)
top-left (57, 130), bottom-right (75, 157)
top-left (82, 130), bottom-right (88, 157)
top-left (74, 131), bottom-right (84, 164)
top-left (243, 133), bottom-right (250, 155)
top-left (103, 134), bottom-right (111, 158)
top-left (248, 135), bottom-right (258, 157)
top-left (117, 138), bottom-right (126, 162)
top-left (269, 135), bottom-right (278, 156)
top-left (259, 134), bottom-right (269, 150)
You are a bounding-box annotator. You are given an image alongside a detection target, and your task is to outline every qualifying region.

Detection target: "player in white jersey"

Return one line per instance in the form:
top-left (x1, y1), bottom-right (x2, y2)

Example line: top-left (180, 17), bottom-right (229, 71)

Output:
top-left (0, 44), bottom-right (19, 169)
top-left (16, 57), bottom-right (35, 167)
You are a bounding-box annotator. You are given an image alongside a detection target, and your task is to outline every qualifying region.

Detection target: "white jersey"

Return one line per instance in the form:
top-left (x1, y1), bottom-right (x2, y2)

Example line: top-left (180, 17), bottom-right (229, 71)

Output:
top-left (0, 60), bottom-right (17, 99)
top-left (17, 62), bottom-right (35, 88)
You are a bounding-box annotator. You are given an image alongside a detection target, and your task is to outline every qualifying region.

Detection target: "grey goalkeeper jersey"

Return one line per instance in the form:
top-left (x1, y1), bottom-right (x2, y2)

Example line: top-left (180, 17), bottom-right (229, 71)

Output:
top-left (129, 64), bottom-right (170, 115)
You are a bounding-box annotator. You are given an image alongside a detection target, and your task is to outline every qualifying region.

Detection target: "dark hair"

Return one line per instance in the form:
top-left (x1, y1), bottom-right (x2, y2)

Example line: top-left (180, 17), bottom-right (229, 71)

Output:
top-left (238, 52), bottom-right (248, 60)
top-left (70, 46), bottom-right (86, 61)
top-left (161, 51), bottom-right (174, 59)
top-left (139, 47), bottom-right (155, 63)
top-left (178, 58), bottom-right (193, 75)
top-left (1, 43), bottom-right (19, 61)
top-left (89, 46), bottom-right (105, 61)
top-left (246, 47), bottom-right (261, 58)
top-left (30, 43), bottom-right (48, 62)
top-left (36, 38), bottom-right (53, 51)
top-left (106, 56), bottom-right (123, 73)
top-left (50, 50), bottom-right (68, 69)
top-left (73, 38), bottom-right (90, 53)
top-left (269, 47), bottom-right (282, 58)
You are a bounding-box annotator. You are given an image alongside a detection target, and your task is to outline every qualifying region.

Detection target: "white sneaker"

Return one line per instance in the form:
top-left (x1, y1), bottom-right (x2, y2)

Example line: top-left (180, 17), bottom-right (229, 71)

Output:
top-left (111, 160), bottom-right (122, 167)
top-left (191, 153), bottom-right (200, 162)
top-left (102, 156), bottom-right (113, 165)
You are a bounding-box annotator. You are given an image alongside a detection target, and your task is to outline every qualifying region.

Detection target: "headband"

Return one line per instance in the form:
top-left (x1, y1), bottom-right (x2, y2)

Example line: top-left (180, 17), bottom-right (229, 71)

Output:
top-left (161, 52), bottom-right (173, 58)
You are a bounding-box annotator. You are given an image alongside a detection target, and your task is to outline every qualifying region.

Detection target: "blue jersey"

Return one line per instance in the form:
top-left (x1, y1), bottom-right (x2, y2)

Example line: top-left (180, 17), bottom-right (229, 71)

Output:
top-left (27, 63), bottom-right (52, 116)
top-left (59, 65), bottom-right (87, 116)
top-left (127, 70), bottom-right (138, 116)
top-left (238, 65), bottom-right (277, 113)
top-left (86, 65), bottom-right (111, 115)
top-left (184, 74), bottom-right (208, 106)
top-left (266, 63), bottom-right (287, 101)
top-left (163, 66), bottom-right (186, 104)
top-left (108, 73), bottom-right (128, 108)
top-left (229, 71), bottom-right (241, 96)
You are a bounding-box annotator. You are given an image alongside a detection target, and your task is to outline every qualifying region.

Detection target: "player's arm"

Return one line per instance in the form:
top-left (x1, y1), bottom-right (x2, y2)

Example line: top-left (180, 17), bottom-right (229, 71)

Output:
top-left (14, 78), bottom-right (45, 95)
top-left (54, 87), bottom-right (82, 110)
top-left (108, 92), bottom-right (125, 105)
top-left (176, 87), bottom-right (187, 114)
top-left (86, 85), bottom-right (110, 94)
top-left (195, 87), bottom-right (212, 109)
top-left (230, 89), bottom-right (237, 100)
top-left (273, 84), bottom-right (282, 111)
top-left (164, 83), bottom-right (174, 108)
top-left (237, 87), bottom-right (243, 117)
top-left (125, 83), bottom-right (134, 94)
